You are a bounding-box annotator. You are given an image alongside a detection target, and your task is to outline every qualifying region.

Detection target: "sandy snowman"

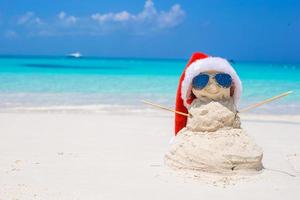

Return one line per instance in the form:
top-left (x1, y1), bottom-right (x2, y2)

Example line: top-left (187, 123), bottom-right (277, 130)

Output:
top-left (164, 52), bottom-right (263, 174)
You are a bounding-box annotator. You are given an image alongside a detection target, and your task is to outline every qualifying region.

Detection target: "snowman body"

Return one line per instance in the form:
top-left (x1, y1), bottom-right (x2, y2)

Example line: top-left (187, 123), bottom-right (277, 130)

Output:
top-left (165, 98), bottom-right (263, 173)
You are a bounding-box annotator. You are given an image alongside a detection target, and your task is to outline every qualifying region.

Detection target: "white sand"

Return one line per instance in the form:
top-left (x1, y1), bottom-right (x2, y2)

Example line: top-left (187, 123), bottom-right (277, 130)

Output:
top-left (0, 111), bottom-right (300, 199)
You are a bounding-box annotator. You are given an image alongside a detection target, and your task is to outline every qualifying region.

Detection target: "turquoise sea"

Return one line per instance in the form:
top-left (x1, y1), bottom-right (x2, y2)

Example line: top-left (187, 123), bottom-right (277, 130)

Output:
top-left (0, 56), bottom-right (299, 114)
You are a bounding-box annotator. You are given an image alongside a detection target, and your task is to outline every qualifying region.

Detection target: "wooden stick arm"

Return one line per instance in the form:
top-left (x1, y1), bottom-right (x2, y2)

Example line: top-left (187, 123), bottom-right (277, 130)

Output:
top-left (141, 91), bottom-right (293, 116)
top-left (239, 91), bottom-right (293, 113)
top-left (141, 100), bottom-right (190, 117)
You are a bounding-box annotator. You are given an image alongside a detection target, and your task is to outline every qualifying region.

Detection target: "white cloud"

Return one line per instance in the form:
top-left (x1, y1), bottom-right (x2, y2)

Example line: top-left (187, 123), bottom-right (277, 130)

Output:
top-left (135, 0), bottom-right (157, 21)
top-left (13, 0), bottom-right (185, 36)
top-left (58, 11), bottom-right (66, 20)
top-left (35, 17), bottom-right (43, 24)
top-left (57, 11), bottom-right (78, 24)
top-left (91, 11), bottom-right (132, 23)
top-left (91, 0), bottom-right (185, 28)
top-left (17, 12), bottom-right (43, 25)
top-left (158, 4), bottom-right (185, 28)
top-left (114, 11), bottom-right (131, 22)
top-left (91, 13), bottom-right (113, 23)
top-left (66, 16), bottom-right (77, 24)
top-left (17, 12), bottom-right (34, 24)
top-left (4, 30), bottom-right (18, 38)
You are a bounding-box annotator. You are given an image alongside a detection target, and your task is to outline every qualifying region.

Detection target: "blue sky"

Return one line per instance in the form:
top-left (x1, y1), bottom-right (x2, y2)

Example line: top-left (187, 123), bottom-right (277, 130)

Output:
top-left (0, 0), bottom-right (299, 61)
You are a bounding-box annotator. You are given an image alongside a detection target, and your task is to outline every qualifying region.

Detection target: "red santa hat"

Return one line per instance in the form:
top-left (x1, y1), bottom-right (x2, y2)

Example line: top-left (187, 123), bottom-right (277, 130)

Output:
top-left (174, 52), bottom-right (242, 135)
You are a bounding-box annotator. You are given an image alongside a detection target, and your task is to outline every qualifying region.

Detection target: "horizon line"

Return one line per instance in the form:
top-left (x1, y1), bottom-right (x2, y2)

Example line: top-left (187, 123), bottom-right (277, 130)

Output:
top-left (0, 54), bottom-right (299, 64)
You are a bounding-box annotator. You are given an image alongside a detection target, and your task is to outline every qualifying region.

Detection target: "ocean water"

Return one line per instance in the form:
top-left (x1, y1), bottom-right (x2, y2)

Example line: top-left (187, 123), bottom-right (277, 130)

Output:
top-left (0, 56), bottom-right (299, 114)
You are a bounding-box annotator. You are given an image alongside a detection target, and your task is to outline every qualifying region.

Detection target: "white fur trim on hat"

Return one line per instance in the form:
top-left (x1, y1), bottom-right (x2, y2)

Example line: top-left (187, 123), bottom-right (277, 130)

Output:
top-left (181, 57), bottom-right (242, 108)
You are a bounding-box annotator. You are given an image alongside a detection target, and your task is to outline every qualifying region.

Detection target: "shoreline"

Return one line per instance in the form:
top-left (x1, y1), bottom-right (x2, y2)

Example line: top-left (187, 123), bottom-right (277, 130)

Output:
top-left (0, 111), bottom-right (299, 199)
top-left (1, 105), bottom-right (300, 123)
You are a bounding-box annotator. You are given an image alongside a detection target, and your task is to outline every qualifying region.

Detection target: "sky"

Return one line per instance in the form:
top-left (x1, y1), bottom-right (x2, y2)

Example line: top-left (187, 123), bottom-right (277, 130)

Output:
top-left (0, 0), bottom-right (299, 62)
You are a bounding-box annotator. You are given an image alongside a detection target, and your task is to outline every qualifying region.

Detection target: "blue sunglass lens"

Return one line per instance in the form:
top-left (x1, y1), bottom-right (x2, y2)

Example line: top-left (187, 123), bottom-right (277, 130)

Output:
top-left (192, 74), bottom-right (209, 89)
top-left (215, 73), bottom-right (232, 88)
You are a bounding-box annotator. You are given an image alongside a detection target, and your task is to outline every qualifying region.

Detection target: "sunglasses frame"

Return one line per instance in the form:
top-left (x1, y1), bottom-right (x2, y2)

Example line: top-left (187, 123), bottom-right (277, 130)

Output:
top-left (192, 72), bottom-right (233, 89)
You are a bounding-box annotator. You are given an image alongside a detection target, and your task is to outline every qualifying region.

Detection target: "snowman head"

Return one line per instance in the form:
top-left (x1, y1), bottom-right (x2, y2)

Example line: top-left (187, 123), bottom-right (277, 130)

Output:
top-left (180, 56), bottom-right (242, 108)
top-left (191, 70), bottom-right (232, 101)
top-left (175, 52), bottom-right (243, 135)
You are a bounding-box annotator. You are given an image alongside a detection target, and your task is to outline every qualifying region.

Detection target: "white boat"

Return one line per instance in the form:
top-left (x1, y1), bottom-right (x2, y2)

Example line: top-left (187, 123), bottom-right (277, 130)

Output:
top-left (67, 52), bottom-right (82, 58)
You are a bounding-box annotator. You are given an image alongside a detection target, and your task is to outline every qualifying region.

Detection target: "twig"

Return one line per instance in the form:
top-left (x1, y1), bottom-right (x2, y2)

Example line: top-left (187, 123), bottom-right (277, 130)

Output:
top-left (141, 91), bottom-right (293, 116)
top-left (141, 100), bottom-right (190, 117)
top-left (239, 91), bottom-right (293, 113)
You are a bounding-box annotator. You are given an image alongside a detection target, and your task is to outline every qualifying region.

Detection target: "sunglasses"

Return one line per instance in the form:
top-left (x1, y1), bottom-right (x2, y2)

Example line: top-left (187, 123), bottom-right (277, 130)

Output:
top-left (192, 73), bottom-right (232, 90)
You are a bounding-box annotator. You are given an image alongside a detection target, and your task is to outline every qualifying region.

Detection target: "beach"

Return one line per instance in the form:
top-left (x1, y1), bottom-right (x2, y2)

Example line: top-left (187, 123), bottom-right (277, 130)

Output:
top-left (1, 0), bottom-right (299, 197)
top-left (0, 110), bottom-right (300, 199)
top-left (0, 56), bottom-right (300, 199)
